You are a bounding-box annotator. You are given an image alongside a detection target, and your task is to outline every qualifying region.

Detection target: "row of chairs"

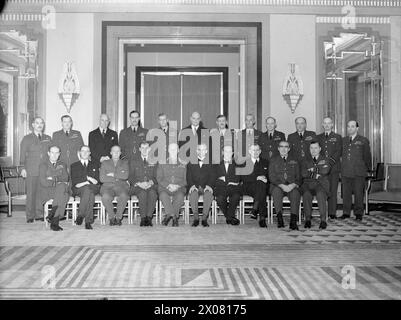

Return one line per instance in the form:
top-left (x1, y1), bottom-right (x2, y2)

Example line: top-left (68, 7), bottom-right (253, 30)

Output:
top-left (44, 194), bottom-right (321, 228)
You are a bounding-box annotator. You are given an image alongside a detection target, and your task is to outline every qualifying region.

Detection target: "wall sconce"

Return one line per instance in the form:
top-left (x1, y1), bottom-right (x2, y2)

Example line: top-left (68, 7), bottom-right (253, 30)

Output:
top-left (58, 61), bottom-right (80, 113)
top-left (282, 63), bottom-right (303, 113)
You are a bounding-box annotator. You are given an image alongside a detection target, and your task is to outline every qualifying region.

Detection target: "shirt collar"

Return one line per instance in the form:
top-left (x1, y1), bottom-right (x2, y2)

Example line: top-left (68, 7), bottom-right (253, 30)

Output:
top-left (100, 127), bottom-right (107, 133)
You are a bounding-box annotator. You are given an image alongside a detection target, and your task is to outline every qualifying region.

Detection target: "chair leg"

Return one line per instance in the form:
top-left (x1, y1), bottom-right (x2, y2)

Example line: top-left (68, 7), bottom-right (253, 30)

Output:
top-left (44, 204), bottom-right (49, 228)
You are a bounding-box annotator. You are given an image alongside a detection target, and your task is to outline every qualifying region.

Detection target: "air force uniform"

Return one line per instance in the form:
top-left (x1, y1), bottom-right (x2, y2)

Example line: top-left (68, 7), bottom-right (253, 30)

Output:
top-left (259, 130), bottom-right (286, 161)
top-left (52, 129), bottom-right (84, 170)
top-left (287, 130), bottom-right (316, 162)
top-left (119, 126), bottom-right (148, 161)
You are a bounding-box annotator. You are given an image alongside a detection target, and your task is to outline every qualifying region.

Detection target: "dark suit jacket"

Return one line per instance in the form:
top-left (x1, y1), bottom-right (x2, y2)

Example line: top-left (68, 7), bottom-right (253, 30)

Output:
top-left (269, 155), bottom-right (301, 187)
top-left (237, 129), bottom-right (263, 158)
top-left (19, 133), bottom-right (52, 176)
top-left (241, 157), bottom-right (269, 185)
top-left (317, 131), bottom-right (342, 173)
top-left (70, 160), bottom-right (100, 189)
top-left (39, 160), bottom-right (69, 201)
top-left (301, 155), bottom-right (331, 194)
top-left (209, 128), bottom-right (236, 164)
top-left (287, 130), bottom-right (317, 162)
top-left (52, 129), bottom-right (84, 168)
top-left (179, 124), bottom-right (207, 147)
top-left (214, 161), bottom-right (242, 194)
top-left (186, 161), bottom-right (215, 190)
top-left (119, 126), bottom-right (149, 161)
top-left (88, 128), bottom-right (118, 163)
top-left (341, 135), bottom-right (372, 178)
top-left (128, 158), bottom-right (158, 189)
top-left (259, 130), bottom-right (286, 160)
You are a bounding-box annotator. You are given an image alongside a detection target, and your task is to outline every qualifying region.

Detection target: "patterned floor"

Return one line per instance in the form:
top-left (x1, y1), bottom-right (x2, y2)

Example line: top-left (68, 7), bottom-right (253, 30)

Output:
top-left (0, 211), bottom-right (401, 299)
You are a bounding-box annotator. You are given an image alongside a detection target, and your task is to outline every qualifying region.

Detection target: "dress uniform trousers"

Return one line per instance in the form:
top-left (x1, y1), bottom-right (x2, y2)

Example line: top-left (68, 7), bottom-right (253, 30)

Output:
top-left (215, 185), bottom-right (241, 220)
top-left (26, 176), bottom-right (43, 220)
top-left (130, 186), bottom-right (158, 218)
top-left (43, 183), bottom-right (70, 218)
top-left (301, 181), bottom-right (327, 222)
top-left (159, 189), bottom-right (185, 218)
top-left (342, 176), bottom-right (365, 217)
top-left (100, 182), bottom-right (130, 221)
top-left (188, 187), bottom-right (213, 220)
top-left (243, 181), bottom-right (268, 218)
top-left (270, 185), bottom-right (300, 216)
top-left (328, 171), bottom-right (339, 217)
top-left (73, 185), bottom-right (100, 224)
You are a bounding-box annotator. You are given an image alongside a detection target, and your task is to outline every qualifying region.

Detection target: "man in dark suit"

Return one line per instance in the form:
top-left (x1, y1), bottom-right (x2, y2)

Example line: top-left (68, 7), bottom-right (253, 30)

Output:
top-left (39, 145), bottom-right (70, 231)
top-left (300, 140), bottom-right (331, 229)
top-left (88, 114), bottom-right (118, 164)
top-left (52, 115), bottom-right (84, 171)
top-left (179, 111), bottom-right (208, 162)
top-left (317, 117), bottom-right (342, 219)
top-left (99, 145), bottom-right (130, 226)
top-left (129, 141), bottom-right (158, 227)
top-left (259, 116), bottom-right (286, 161)
top-left (287, 117), bottom-right (316, 162)
top-left (20, 117), bottom-right (52, 223)
top-left (187, 143), bottom-right (215, 227)
top-left (341, 120), bottom-right (372, 221)
top-left (119, 110), bottom-right (148, 162)
top-left (214, 145), bottom-right (241, 225)
top-left (210, 114), bottom-right (236, 164)
top-left (71, 145), bottom-right (100, 229)
top-left (237, 114), bottom-right (262, 161)
top-left (241, 144), bottom-right (269, 228)
top-left (269, 140), bottom-right (301, 230)
top-left (149, 113), bottom-right (177, 162)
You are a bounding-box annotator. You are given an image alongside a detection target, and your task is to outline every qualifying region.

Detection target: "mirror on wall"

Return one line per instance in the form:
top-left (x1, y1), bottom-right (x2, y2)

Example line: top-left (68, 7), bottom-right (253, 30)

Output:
top-left (323, 32), bottom-right (384, 168)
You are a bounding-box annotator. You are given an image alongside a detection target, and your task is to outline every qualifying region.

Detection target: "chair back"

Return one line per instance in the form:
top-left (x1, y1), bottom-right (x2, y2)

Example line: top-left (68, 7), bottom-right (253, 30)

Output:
top-left (385, 164), bottom-right (401, 191)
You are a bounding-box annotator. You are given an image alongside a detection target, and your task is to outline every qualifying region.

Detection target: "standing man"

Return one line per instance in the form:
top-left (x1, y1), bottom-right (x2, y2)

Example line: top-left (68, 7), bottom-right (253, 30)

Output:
top-left (210, 114), bottom-right (235, 164)
top-left (20, 117), bottom-right (52, 223)
top-left (259, 116), bottom-right (286, 161)
top-left (52, 115), bottom-right (84, 171)
top-left (187, 144), bottom-right (215, 227)
top-left (88, 114), bottom-right (118, 164)
top-left (317, 117), bottom-right (342, 219)
top-left (70, 145), bottom-right (100, 230)
top-left (179, 111), bottom-right (208, 161)
top-left (180, 111), bottom-right (207, 146)
top-left (241, 144), bottom-right (269, 228)
top-left (39, 145), bottom-right (70, 231)
top-left (100, 145), bottom-right (130, 226)
top-left (237, 114), bottom-right (262, 160)
top-left (300, 140), bottom-right (331, 229)
top-left (287, 117), bottom-right (316, 162)
top-left (129, 142), bottom-right (158, 227)
top-left (214, 145), bottom-right (241, 226)
top-left (119, 110), bottom-right (148, 162)
top-left (269, 141), bottom-right (301, 230)
top-left (341, 120), bottom-right (372, 221)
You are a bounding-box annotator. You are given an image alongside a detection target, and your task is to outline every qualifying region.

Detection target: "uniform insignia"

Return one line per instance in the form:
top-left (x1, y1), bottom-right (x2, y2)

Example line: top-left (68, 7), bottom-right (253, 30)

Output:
top-left (305, 136), bottom-right (313, 141)
top-left (111, 136), bottom-right (114, 140)
top-left (318, 160), bottom-right (326, 165)
top-left (71, 134), bottom-right (79, 138)
top-left (329, 138), bottom-right (337, 142)
top-left (274, 137), bottom-right (281, 141)
top-left (355, 141), bottom-right (363, 145)
top-left (93, 169), bottom-right (96, 171)
top-left (56, 165), bottom-right (63, 169)
top-left (138, 133), bottom-right (145, 136)
top-left (289, 160), bottom-right (297, 165)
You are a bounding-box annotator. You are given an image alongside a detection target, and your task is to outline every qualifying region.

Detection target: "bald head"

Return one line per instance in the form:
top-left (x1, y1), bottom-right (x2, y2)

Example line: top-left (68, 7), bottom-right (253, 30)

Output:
top-left (99, 114), bottom-right (110, 130)
top-left (190, 112), bottom-right (201, 127)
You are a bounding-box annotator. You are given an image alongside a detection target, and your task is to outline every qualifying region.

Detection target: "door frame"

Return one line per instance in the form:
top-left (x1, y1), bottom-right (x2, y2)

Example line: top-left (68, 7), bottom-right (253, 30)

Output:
top-left (135, 66), bottom-right (228, 129)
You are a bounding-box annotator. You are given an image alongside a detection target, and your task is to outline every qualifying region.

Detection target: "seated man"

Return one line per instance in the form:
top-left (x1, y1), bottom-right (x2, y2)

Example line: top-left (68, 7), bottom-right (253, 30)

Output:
top-left (300, 140), bottom-right (331, 229)
top-left (269, 140), bottom-right (301, 230)
top-left (214, 145), bottom-right (241, 225)
top-left (241, 144), bottom-right (269, 228)
top-left (39, 145), bottom-right (69, 231)
top-left (157, 143), bottom-right (187, 227)
top-left (187, 143), bottom-right (215, 227)
top-left (100, 145), bottom-right (130, 226)
top-left (71, 145), bottom-right (100, 230)
top-left (129, 141), bottom-right (158, 227)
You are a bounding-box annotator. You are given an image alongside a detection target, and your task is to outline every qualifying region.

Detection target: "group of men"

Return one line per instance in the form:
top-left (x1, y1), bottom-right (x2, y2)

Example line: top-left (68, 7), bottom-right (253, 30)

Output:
top-left (19, 110), bottom-right (372, 231)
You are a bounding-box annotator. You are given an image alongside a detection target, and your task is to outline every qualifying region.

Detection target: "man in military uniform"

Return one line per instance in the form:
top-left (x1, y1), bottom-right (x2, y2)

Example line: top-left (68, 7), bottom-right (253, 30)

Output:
top-left (317, 117), bottom-right (342, 219)
top-left (259, 117), bottom-right (286, 161)
top-left (269, 140), bottom-right (301, 230)
top-left (341, 120), bottom-right (372, 221)
top-left (20, 117), bottom-right (52, 223)
top-left (88, 114), bottom-right (118, 164)
top-left (300, 140), bottom-right (331, 229)
top-left (71, 145), bottom-right (100, 230)
top-left (287, 117), bottom-right (316, 162)
top-left (39, 145), bottom-right (70, 231)
top-left (119, 110), bottom-right (148, 162)
top-left (52, 115), bottom-right (84, 171)
top-left (210, 114), bottom-right (236, 164)
top-left (241, 144), bottom-right (269, 228)
top-left (100, 145), bottom-right (130, 226)
top-left (237, 114), bottom-right (262, 160)
top-left (129, 142), bottom-right (158, 227)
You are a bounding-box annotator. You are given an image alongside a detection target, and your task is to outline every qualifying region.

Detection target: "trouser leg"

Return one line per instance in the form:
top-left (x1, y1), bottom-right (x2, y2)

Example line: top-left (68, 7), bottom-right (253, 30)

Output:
top-left (316, 188), bottom-right (328, 222)
top-left (25, 176), bottom-right (35, 220)
top-left (302, 189), bottom-right (313, 221)
top-left (160, 191), bottom-right (174, 217)
top-left (216, 190), bottom-right (228, 217)
top-left (189, 190), bottom-right (199, 219)
top-left (101, 188), bottom-right (115, 220)
top-left (271, 186), bottom-right (284, 213)
top-left (227, 189), bottom-right (240, 219)
top-left (354, 176), bottom-right (365, 217)
top-left (254, 181), bottom-right (267, 218)
top-left (172, 191), bottom-right (185, 218)
top-left (146, 189), bottom-right (158, 218)
top-left (115, 187), bottom-right (129, 220)
top-left (288, 188), bottom-right (301, 216)
top-left (342, 177), bottom-right (353, 216)
top-left (202, 190), bottom-right (213, 220)
top-left (52, 183), bottom-right (69, 218)
top-left (328, 171), bottom-right (339, 216)
top-left (136, 189), bottom-right (148, 218)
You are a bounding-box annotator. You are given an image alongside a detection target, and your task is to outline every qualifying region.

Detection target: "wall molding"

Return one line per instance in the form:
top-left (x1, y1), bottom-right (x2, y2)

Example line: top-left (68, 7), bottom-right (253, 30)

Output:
top-left (316, 16), bottom-right (391, 23)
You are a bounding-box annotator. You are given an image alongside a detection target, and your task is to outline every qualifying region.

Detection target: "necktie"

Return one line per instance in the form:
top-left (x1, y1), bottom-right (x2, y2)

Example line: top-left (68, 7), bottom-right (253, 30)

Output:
top-left (102, 130), bottom-right (105, 138)
top-left (133, 127), bottom-right (137, 133)
top-left (283, 157), bottom-right (286, 162)
top-left (313, 157), bottom-right (317, 163)
top-left (269, 133), bottom-right (273, 140)
top-left (66, 131), bottom-right (69, 137)
top-left (84, 161), bottom-right (87, 168)
top-left (143, 158), bottom-right (147, 165)
top-left (38, 134), bottom-right (42, 141)
top-left (325, 133), bottom-right (329, 139)
top-left (52, 162), bottom-right (56, 168)
top-left (350, 137), bottom-right (353, 143)
top-left (299, 133), bottom-right (303, 139)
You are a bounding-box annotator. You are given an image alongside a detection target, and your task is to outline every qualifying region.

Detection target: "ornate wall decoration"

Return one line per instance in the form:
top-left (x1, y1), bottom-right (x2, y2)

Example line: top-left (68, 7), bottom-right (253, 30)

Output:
top-left (58, 61), bottom-right (80, 113)
top-left (282, 63), bottom-right (303, 113)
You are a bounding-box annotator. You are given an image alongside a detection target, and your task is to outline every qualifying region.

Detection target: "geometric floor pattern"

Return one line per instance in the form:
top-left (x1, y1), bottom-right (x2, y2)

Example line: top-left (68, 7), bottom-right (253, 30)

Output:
top-left (1, 211), bottom-right (401, 299)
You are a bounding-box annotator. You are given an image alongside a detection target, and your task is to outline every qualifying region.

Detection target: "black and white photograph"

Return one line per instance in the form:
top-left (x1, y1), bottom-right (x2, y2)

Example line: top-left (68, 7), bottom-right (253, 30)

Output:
top-left (0, 0), bottom-right (401, 307)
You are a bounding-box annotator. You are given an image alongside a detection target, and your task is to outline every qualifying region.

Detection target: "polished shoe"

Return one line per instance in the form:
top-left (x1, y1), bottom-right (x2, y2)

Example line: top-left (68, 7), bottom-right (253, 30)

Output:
top-left (50, 217), bottom-right (63, 231)
top-left (115, 219), bottom-right (122, 226)
top-left (147, 217), bottom-right (153, 227)
top-left (140, 217), bottom-right (146, 227)
top-left (75, 216), bottom-right (84, 226)
top-left (259, 219), bottom-right (267, 228)
top-left (85, 223), bottom-right (93, 230)
top-left (51, 225), bottom-right (63, 231)
top-left (35, 217), bottom-right (44, 222)
top-left (249, 209), bottom-right (258, 220)
top-left (355, 215), bottom-right (363, 221)
top-left (319, 221), bottom-right (327, 229)
top-left (46, 206), bottom-right (57, 223)
top-left (172, 217), bottom-right (179, 227)
top-left (339, 215), bottom-right (350, 220)
top-left (27, 219), bottom-right (34, 223)
top-left (304, 220), bottom-right (312, 229)
top-left (162, 216), bottom-right (173, 226)
top-left (230, 217), bottom-right (240, 225)
top-left (277, 212), bottom-right (285, 228)
top-left (192, 219), bottom-right (199, 227)
top-left (109, 218), bottom-right (116, 226)
top-left (289, 215), bottom-right (299, 230)
top-left (201, 220), bottom-right (209, 227)
top-left (329, 215), bottom-right (337, 220)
